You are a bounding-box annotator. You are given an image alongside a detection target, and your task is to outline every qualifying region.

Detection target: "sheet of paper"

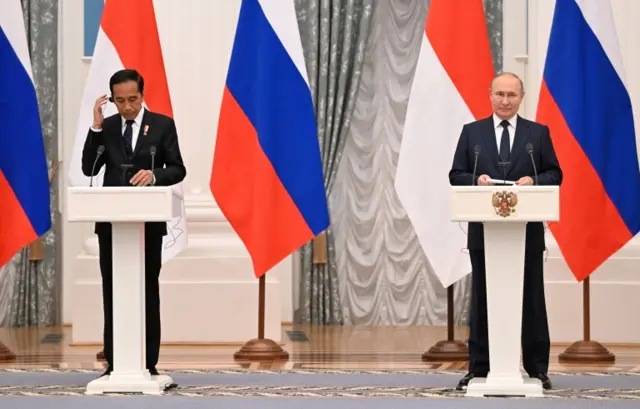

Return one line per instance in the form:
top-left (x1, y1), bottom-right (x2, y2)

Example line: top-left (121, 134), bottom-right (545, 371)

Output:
top-left (487, 178), bottom-right (516, 185)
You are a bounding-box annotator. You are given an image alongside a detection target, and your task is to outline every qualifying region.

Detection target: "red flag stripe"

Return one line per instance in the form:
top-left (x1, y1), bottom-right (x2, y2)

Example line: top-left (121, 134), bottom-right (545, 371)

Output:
top-left (426, 0), bottom-right (494, 119)
top-left (211, 88), bottom-right (314, 275)
top-left (100, 0), bottom-right (173, 117)
top-left (0, 173), bottom-right (36, 266)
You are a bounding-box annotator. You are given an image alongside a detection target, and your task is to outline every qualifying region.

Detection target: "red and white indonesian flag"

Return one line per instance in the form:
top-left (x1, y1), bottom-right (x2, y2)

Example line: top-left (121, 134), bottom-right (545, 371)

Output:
top-left (395, 0), bottom-right (494, 287)
top-left (67, 0), bottom-right (187, 264)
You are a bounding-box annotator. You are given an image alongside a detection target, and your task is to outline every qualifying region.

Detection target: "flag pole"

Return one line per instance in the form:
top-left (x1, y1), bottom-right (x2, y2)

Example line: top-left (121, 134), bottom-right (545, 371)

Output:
top-left (558, 277), bottom-right (614, 362)
top-left (96, 276), bottom-right (292, 362)
top-left (422, 284), bottom-right (468, 361)
top-left (234, 274), bottom-right (289, 361)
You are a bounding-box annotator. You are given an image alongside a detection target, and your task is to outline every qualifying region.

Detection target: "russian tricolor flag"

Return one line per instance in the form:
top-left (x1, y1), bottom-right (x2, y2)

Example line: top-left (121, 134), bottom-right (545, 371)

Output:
top-left (537, 0), bottom-right (640, 281)
top-left (210, 0), bottom-right (329, 277)
top-left (0, 0), bottom-right (51, 267)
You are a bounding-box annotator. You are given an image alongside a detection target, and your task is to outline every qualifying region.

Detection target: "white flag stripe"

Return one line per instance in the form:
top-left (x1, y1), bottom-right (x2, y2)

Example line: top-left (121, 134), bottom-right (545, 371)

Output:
top-left (395, 35), bottom-right (473, 287)
top-left (0, 0), bottom-right (34, 82)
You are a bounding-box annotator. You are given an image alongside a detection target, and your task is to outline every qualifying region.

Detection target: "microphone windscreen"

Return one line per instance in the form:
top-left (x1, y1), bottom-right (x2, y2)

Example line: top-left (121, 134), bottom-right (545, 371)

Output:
top-left (526, 143), bottom-right (534, 154)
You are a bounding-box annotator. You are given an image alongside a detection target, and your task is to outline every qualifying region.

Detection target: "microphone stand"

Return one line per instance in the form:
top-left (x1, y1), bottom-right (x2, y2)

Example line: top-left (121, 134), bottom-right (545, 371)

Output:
top-left (471, 146), bottom-right (481, 186)
top-left (527, 152), bottom-right (538, 185)
top-left (150, 146), bottom-right (156, 185)
top-left (90, 146), bottom-right (105, 187)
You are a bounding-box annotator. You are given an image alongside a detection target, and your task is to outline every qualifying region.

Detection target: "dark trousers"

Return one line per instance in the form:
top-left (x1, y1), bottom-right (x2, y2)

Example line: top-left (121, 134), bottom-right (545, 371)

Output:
top-left (98, 231), bottom-right (163, 370)
top-left (468, 249), bottom-right (550, 375)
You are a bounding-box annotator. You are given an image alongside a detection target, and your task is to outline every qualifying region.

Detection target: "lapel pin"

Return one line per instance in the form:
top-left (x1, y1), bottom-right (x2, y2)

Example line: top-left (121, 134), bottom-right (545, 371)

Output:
top-left (143, 124), bottom-right (149, 136)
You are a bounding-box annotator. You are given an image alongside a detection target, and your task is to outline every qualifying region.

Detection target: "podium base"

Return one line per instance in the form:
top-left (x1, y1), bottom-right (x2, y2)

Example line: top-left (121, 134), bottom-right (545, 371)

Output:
top-left (85, 373), bottom-right (174, 395)
top-left (466, 375), bottom-right (543, 398)
top-left (422, 340), bottom-right (468, 361)
top-left (558, 340), bottom-right (615, 362)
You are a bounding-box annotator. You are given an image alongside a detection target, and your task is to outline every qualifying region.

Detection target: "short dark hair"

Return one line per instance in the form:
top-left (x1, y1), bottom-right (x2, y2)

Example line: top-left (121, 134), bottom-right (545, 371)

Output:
top-left (109, 69), bottom-right (144, 95)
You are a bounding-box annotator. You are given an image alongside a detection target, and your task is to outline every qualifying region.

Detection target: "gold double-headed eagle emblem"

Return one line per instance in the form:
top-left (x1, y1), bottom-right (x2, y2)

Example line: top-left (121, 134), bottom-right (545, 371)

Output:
top-left (491, 191), bottom-right (518, 217)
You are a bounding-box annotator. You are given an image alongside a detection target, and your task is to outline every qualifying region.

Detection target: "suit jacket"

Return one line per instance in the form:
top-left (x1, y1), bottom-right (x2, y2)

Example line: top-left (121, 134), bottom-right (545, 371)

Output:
top-left (81, 109), bottom-right (187, 237)
top-left (448, 115), bottom-right (562, 252)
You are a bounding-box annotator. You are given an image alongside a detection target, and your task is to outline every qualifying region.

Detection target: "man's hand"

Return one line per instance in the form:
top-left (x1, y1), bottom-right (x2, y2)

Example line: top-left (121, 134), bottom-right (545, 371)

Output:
top-left (515, 176), bottom-right (534, 186)
top-left (477, 174), bottom-right (493, 186)
top-left (130, 170), bottom-right (154, 186)
top-left (93, 94), bottom-right (108, 129)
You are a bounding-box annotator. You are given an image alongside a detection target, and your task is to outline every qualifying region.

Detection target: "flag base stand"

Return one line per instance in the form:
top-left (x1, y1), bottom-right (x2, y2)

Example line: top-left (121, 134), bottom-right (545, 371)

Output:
top-left (233, 339), bottom-right (289, 361)
top-left (423, 340), bottom-right (468, 361)
top-left (558, 340), bottom-right (614, 362)
top-left (558, 277), bottom-right (615, 363)
top-left (0, 342), bottom-right (16, 362)
top-left (233, 275), bottom-right (289, 362)
top-left (422, 285), bottom-right (469, 361)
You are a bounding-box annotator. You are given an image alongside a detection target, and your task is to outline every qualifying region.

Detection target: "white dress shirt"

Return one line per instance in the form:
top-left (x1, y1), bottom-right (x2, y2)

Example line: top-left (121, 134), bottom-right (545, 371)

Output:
top-left (120, 108), bottom-right (145, 150)
top-left (493, 113), bottom-right (516, 155)
top-left (91, 108), bottom-right (144, 150)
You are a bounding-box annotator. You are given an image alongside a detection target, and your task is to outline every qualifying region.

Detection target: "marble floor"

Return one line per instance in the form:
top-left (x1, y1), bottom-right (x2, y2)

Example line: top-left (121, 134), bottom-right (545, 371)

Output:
top-left (0, 325), bottom-right (638, 372)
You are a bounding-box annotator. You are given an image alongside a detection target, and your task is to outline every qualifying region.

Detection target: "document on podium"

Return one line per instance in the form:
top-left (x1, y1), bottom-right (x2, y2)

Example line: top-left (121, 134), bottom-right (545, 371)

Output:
top-left (487, 178), bottom-right (516, 185)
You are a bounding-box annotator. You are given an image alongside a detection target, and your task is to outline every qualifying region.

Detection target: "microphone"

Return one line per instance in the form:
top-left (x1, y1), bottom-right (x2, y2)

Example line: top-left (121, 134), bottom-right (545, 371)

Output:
top-left (526, 142), bottom-right (538, 185)
top-left (89, 145), bottom-right (105, 187)
top-left (472, 145), bottom-right (481, 185)
top-left (150, 145), bottom-right (156, 185)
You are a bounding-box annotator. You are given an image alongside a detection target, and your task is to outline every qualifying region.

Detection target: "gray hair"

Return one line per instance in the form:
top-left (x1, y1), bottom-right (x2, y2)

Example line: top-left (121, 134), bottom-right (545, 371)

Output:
top-left (490, 72), bottom-right (524, 93)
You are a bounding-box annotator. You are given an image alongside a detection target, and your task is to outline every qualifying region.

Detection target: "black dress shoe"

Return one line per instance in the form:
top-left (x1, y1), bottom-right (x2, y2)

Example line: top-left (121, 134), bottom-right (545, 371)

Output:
top-left (99, 367), bottom-right (112, 378)
top-left (530, 373), bottom-right (552, 390)
top-left (456, 372), bottom-right (486, 391)
top-left (148, 367), bottom-right (159, 376)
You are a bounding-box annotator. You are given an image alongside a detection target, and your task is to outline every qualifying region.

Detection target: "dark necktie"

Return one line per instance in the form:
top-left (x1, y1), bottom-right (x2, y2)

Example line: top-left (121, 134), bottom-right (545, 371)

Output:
top-left (499, 120), bottom-right (510, 162)
top-left (123, 119), bottom-right (134, 155)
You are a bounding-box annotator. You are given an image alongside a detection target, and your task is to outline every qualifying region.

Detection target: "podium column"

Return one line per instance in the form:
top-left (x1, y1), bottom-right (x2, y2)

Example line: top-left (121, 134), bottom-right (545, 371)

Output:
top-left (85, 223), bottom-right (173, 395)
top-left (466, 222), bottom-right (543, 397)
top-left (111, 223), bottom-right (146, 376)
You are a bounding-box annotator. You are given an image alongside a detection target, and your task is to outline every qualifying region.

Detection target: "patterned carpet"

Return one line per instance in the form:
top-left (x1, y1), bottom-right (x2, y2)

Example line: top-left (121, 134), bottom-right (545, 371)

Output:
top-left (2, 384), bottom-right (640, 400)
top-left (0, 368), bottom-right (639, 400)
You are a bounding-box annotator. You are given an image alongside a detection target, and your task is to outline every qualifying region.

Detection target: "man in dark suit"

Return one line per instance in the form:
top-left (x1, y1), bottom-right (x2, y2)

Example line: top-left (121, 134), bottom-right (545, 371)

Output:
top-left (81, 69), bottom-right (186, 377)
top-left (449, 72), bottom-right (562, 391)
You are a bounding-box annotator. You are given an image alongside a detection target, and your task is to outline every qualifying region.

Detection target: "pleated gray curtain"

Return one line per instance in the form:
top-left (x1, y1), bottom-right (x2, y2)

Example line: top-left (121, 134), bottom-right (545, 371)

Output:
top-left (294, 0), bottom-right (374, 325)
top-left (0, 0), bottom-right (59, 327)
top-left (330, 0), bottom-right (503, 325)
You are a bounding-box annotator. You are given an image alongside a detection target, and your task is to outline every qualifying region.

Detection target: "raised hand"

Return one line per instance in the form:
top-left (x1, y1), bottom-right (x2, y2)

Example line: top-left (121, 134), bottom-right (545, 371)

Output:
top-left (93, 94), bottom-right (109, 130)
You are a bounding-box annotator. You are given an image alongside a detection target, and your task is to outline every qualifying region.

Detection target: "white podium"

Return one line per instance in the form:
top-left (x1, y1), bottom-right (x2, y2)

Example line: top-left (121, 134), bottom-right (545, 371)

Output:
top-left (451, 185), bottom-right (559, 398)
top-left (67, 186), bottom-right (182, 395)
